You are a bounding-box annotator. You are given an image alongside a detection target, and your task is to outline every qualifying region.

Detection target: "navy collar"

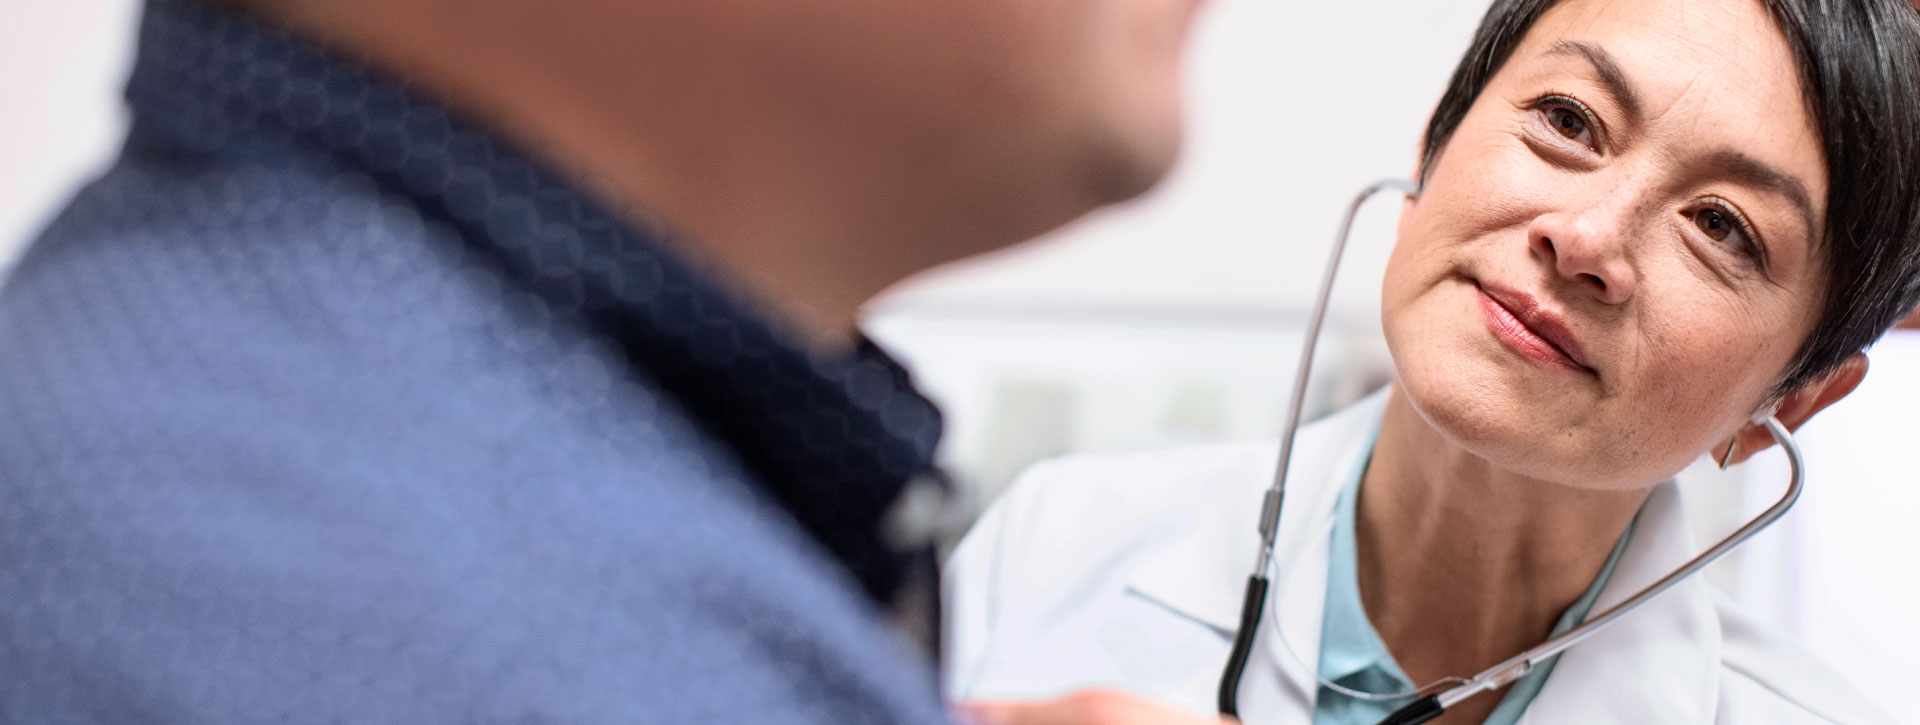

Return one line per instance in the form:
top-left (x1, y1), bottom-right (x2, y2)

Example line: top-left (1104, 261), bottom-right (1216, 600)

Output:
top-left (126, 0), bottom-right (947, 603)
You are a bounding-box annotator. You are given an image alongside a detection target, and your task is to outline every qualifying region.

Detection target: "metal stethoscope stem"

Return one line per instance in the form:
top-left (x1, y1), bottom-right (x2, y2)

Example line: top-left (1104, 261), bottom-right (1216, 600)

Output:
top-left (1216, 180), bottom-right (1806, 725)
top-left (1218, 178), bottom-right (1417, 717)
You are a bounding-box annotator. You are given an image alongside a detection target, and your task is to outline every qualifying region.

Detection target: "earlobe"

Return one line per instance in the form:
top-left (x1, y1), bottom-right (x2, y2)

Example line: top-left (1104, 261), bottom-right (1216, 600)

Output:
top-left (1720, 353), bottom-right (1869, 467)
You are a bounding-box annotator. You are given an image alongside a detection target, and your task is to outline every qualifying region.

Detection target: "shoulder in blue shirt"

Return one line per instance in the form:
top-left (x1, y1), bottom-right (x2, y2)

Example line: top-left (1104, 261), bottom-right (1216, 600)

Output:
top-left (0, 1), bottom-right (949, 722)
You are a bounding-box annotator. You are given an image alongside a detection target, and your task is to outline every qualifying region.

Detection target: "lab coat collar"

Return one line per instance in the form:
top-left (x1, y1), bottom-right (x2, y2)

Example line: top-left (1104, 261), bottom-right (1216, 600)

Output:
top-left (1518, 482), bottom-right (1721, 724)
top-left (1124, 389), bottom-right (1388, 718)
top-left (1123, 389), bottom-right (1386, 631)
top-left (1123, 387), bottom-right (1723, 723)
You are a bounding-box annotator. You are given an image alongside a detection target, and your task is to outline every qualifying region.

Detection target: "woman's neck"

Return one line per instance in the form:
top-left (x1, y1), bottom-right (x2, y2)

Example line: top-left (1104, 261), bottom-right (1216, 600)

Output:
top-left (1355, 386), bottom-right (1648, 719)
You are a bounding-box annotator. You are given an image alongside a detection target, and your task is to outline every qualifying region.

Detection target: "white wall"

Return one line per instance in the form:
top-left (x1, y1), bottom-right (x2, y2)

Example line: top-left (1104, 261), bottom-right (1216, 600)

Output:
top-left (0, 0), bottom-right (137, 267)
top-left (5, 0), bottom-right (1916, 715)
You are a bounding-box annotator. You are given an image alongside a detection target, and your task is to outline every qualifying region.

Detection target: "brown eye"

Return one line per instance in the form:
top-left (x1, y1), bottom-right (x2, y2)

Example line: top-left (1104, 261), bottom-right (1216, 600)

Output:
top-left (1548, 106), bottom-right (1587, 141)
top-left (1695, 208), bottom-right (1733, 241)
top-left (1688, 201), bottom-right (1760, 261)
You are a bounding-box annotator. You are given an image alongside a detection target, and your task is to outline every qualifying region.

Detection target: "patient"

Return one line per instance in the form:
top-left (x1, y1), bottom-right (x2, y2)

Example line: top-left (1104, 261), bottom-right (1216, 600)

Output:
top-left (945, 0), bottom-right (1920, 722)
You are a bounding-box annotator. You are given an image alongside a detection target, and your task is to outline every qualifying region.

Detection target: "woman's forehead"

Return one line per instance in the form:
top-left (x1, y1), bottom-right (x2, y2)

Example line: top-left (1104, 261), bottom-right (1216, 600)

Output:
top-left (1515, 0), bottom-right (1816, 139)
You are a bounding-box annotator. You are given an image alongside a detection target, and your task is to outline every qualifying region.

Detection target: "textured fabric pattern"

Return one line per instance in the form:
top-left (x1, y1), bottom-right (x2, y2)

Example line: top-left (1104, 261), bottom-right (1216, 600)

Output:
top-left (0, 1), bottom-right (950, 722)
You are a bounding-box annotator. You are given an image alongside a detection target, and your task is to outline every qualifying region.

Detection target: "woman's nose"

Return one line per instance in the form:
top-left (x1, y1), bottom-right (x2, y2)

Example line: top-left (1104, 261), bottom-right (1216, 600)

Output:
top-left (1527, 209), bottom-right (1637, 305)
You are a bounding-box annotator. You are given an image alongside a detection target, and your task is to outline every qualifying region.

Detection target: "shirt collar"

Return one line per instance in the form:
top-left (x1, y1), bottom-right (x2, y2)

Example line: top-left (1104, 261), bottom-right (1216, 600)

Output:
top-left (1313, 436), bottom-right (1645, 723)
top-left (126, 0), bottom-right (946, 603)
top-left (1314, 439), bottom-right (1416, 698)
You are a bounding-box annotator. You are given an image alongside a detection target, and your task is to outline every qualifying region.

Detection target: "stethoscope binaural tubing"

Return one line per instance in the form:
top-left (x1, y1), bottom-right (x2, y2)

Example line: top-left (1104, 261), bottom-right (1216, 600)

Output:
top-left (1215, 179), bottom-right (1806, 725)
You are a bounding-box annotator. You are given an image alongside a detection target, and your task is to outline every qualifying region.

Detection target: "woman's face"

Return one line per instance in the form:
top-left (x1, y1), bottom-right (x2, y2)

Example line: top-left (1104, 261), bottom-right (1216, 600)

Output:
top-left (1383, 0), bottom-right (1829, 488)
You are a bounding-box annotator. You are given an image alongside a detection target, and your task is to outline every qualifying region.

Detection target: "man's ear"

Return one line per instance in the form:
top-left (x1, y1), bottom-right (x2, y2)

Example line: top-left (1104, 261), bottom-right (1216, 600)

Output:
top-left (1721, 352), bottom-right (1869, 466)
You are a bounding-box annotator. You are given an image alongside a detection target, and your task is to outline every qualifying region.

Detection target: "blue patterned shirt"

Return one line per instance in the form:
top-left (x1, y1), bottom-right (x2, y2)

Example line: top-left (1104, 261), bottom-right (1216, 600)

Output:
top-left (0, 1), bottom-right (951, 721)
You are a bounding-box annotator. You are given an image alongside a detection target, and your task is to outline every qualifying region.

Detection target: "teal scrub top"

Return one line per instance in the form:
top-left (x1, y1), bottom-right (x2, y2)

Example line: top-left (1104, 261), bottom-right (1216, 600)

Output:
top-left (1311, 446), bottom-right (1639, 725)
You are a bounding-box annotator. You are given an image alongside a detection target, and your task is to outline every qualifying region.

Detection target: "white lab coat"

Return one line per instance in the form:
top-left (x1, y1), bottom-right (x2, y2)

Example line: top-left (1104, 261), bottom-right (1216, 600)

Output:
top-left (943, 390), bottom-right (1894, 724)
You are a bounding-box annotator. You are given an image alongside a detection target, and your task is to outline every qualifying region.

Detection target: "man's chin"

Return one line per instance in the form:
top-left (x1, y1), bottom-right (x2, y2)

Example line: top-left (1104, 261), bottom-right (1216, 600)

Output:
top-left (1078, 111), bottom-right (1185, 209)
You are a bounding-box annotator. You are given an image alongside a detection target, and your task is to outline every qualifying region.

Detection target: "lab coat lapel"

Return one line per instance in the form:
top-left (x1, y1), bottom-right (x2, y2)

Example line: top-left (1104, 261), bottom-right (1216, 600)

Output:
top-left (1519, 483), bottom-right (1721, 724)
top-left (1122, 386), bottom-right (1723, 723)
top-left (1123, 391), bottom-right (1391, 722)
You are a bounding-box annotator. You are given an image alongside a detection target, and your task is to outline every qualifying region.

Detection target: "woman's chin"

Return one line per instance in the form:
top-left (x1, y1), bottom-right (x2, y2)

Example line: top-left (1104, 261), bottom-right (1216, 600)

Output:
top-left (1397, 367), bottom-right (1532, 450)
top-left (1392, 355), bottom-right (1653, 489)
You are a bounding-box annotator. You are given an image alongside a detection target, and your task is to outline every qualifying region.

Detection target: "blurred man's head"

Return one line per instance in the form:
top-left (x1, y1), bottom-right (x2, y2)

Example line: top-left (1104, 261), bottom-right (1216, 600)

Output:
top-left (235, 0), bottom-right (1208, 340)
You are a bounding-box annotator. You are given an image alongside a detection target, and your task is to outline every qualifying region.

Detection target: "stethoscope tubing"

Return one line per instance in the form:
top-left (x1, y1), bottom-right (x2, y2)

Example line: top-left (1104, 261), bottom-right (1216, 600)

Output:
top-left (1217, 178), bottom-right (1420, 718)
top-left (1220, 178), bottom-right (1417, 718)
top-left (1420, 414), bottom-right (1802, 716)
top-left (1217, 179), bottom-right (1807, 725)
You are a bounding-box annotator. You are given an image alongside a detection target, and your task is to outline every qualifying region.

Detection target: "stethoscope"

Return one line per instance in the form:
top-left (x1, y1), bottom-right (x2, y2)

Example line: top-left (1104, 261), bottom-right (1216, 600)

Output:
top-left (1214, 180), bottom-right (1805, 724)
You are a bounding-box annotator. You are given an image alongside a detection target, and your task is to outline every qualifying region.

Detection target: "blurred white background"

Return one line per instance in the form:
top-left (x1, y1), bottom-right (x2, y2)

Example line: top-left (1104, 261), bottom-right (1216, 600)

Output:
top-left (5, 0), bottom-right (1916, 715)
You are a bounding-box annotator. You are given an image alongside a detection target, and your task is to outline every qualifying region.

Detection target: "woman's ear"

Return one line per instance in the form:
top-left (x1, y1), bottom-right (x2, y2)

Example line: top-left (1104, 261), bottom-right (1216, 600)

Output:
top-left (1720, 352), bottom-right (1869, 466)
top-left (1396, 183), bottom-right (1420, 240)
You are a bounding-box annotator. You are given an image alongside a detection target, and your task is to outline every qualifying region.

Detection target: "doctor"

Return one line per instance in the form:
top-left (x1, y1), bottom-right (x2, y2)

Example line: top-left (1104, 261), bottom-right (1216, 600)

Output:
top-left (945, 0), bottom-right (1920, 722)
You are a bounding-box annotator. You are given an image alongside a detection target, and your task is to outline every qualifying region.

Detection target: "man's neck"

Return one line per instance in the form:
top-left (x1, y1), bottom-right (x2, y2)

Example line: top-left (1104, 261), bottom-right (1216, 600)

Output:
top-left (1354, 387), bottom-right (1646, 720)
top-left (240, 0), bottom-right (1056, 350)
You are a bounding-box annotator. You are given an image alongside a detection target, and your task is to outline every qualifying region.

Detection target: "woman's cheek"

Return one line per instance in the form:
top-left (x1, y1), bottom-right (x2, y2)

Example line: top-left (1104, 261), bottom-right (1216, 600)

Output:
top-left (1477, 138), bottom-right (1567, 211)
top-left (1424, 134), bottom-right (1559, 247)
top-left (1630, 302), bottom-right (1771, 450)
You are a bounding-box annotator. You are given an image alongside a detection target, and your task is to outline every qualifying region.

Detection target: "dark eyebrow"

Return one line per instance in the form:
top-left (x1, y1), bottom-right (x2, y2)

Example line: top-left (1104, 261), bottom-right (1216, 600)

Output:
top-left (1703, 148), bottom-right (1819, 249)
top-left (1544, 40), bottom-right (1643, 123)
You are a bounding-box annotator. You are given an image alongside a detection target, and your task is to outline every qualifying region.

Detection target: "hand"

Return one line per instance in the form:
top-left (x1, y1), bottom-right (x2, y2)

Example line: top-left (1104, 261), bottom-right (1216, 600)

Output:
top-left (955, 689), bottom-right (1239, 725)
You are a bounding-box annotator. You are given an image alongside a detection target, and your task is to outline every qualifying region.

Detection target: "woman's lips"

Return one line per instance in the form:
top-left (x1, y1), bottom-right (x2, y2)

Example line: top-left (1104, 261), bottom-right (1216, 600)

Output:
top-left (1475, 283), bottom-right (1595, 375)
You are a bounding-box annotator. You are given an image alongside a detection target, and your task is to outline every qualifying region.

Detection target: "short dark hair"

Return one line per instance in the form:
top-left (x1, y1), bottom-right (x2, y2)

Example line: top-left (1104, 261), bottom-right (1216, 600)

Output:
top-left (1420, 0), bottom-right (1920, 397)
